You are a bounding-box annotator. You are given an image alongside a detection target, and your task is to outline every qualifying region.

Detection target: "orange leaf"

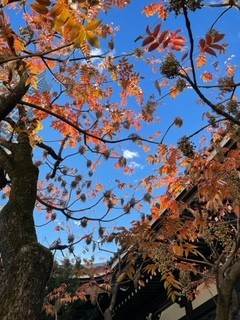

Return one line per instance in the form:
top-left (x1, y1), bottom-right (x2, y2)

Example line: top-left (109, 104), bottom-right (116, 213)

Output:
top-left (170, 85), bottom-right (180, 98)
top-left (13, 37), bottom-right (24, 54)
top-left (142, 3), bottom-right (167, 20)
top-left (196, 54), bottom-right (206, 68)
top-left (50, 3), bottom-right (64, 17)
top-left (143, 144), bottom-right (150, 152)
top-left (31, 2), bottom-right (49, 14)
top-left (172, 244), bottom-right (184, 256)
top-left (1, 0), bottom-right (8, 6)
top-left (227, 64), bottom-right (235, 76)
top-left (201, 72), bottom-right (213, 82)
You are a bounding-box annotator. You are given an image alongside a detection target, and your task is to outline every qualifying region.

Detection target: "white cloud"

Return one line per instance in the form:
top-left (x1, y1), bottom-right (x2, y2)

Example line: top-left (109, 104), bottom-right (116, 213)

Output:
top-left (91, 47), bottom-right (103, 57)
top-left (83, 48), bottom-right (103, 65)
top-left (123, 149), bottom-right (139, 160)
top-left (129, 161), bottom-right (143, 169)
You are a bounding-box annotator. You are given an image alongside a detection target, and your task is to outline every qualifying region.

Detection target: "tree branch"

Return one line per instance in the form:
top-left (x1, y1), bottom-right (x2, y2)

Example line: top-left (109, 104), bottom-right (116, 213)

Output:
top-left (180, 74), bottom-right (240, 126)
top-left (20, 100), bottom-right (159, 145)
top-left (0, 69), bottom-right (29, 122)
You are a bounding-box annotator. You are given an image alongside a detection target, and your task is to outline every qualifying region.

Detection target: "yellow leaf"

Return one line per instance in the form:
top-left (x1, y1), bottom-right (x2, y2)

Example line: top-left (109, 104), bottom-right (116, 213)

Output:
top-left (25, 77), bottom-right (31, 87)
top-left (36, 120), bottom-right (43, 132)
top-left (50, 3), bottom-right (64, 17)
top-left (69, 27), bottom-right (81, 42)
top-left (65, 17), bottom-right (77, 29)
top-left (25, 74), bottom-right (38, 89)
top-left (30, 119), bottom-right (43, 133)
top-left (86, 19), bottom-right (102, 31)
top-left (31, 78), bottom-right (38, 89)
top-left (74, 28), bottom-right (86, 47)
top-left (86, 31), bottom-right (100, 48)
top-left (58, 9), bottom-right (70, 24)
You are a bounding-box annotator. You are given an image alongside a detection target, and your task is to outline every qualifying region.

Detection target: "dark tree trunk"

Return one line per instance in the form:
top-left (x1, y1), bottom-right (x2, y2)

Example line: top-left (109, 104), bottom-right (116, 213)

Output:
top-left (215, 292), bottom-right (232, 320)
top-left (215, 262), bottom-right (240, 320)
top-left (0, 133), bottom-right (53, 319)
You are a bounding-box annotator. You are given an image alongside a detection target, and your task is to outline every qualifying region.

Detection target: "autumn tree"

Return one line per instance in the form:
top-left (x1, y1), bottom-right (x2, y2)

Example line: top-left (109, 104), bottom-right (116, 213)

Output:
top-left (0, 0), bottom-right (148, 319)
top-left (1, 0), bottom-right (240, 320)
top-left (111, 1), bottom-right (240, 320)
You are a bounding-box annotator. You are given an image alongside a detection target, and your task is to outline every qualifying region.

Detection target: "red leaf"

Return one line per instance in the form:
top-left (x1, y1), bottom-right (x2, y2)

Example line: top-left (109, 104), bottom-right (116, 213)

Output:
top-left (142, 36), bottom-right (155, 46)
top-left (146, 25), bottom-right (152, 35)
top-left (205, 47), bottom-right (217, 57)
top-left (162, 37), bottom-right (171, 49)
top-left (213, 33), bottom-right (225, 43)
top-left (158, 30), bottom-right (169, 44)
top-left (148, 42), bottom-right (159, 52)
top-left (199, 38), bottom-right (206, 49)
top-left (152, 23), bottom-right (161, 37)
top-left (209, 43), bottom-right (225, 50)
top-left (205, 34), bottom-right (212, 45)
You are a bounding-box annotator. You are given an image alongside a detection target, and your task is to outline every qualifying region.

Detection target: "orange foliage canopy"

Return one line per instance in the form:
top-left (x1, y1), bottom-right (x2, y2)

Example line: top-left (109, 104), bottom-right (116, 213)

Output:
top-left (1, 0), bottom-right (240, 318)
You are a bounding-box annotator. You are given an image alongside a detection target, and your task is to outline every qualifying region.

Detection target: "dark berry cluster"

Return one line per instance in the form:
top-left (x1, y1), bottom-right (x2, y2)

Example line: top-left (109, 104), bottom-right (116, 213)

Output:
top-left (168, 0), bottom-right (203, 14)
top-left (176, 78), bottom-right (187, 92)
top-left (177, 136), bottom-right (195, 158)
top-left (160, 54), bottom-right (180, 79)
top-left (218, 76), bottom-right (235, 93)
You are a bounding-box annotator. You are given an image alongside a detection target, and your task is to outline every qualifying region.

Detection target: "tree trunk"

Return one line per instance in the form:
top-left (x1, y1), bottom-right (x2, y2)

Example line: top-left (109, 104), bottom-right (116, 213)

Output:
top-left (215, 262), bottom-right (240, 320)
top-left (103, 276), bottom-right (122, 320)
top-left (0, 133), bottom-right (53, 320)
top-left (215, 292), bottom-right (231, 320)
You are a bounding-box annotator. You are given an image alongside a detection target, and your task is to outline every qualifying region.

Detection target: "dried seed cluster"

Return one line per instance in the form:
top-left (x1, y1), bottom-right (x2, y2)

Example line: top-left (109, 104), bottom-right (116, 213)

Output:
top-left (168, 0), bottom-right (203, 14)
top-left (178, 136), bottom-right (195, 158)
top-left (160, 54), bottom-right (180, 79)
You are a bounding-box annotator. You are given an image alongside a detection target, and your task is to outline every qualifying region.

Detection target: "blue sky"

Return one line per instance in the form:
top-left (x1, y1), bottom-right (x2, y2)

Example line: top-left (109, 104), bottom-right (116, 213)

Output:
top-left (2, 1), bottom-right (240, 263)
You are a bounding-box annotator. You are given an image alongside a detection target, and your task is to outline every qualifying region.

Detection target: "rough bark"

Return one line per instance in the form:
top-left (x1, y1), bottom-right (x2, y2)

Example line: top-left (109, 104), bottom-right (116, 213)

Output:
top-left (215, 261), bottom-right (240, 320)
top-left (0, 133), bottom-right (53, 320)
top-left (0, 64), bottom-right (53, 319)
top-left (0, 68), bottom-right (29, 122)
top-left (215, 291), bottom-right (232, 320)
